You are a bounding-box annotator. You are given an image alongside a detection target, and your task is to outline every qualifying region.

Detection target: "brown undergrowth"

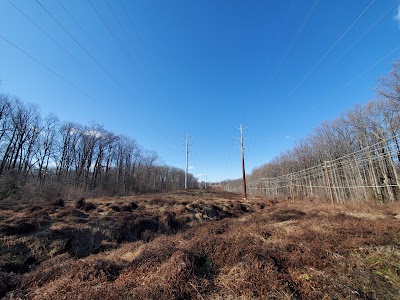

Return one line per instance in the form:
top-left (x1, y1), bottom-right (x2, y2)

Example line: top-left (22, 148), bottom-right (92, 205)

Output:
top-left (1, 190), bottom-right (400, 299)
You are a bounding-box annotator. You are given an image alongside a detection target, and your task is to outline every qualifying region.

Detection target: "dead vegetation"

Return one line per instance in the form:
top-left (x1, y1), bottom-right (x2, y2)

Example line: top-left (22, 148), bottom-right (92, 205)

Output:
top-left (1, 189), bottom-right (400, 299)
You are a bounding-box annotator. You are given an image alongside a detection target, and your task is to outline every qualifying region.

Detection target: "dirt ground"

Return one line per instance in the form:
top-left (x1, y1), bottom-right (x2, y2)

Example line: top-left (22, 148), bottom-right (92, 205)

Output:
top-left (1, 189), bottom-right (400, 299)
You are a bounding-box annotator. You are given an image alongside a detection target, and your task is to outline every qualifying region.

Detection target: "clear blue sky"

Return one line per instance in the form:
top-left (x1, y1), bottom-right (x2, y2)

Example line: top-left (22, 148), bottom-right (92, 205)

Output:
top-left (1, 0), bottom-right (399, 182)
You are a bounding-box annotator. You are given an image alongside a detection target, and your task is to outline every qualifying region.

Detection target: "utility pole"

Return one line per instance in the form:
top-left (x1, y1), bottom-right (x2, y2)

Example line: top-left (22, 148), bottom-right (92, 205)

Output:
top-left (239, 124), bottom-right (247, 200)
top-left (185, 134), bottom-right (189, 190)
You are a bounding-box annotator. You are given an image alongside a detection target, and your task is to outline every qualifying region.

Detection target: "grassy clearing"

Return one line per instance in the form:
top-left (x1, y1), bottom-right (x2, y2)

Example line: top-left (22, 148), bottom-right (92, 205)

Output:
top-left (1, 190), bottom-right (400, 299)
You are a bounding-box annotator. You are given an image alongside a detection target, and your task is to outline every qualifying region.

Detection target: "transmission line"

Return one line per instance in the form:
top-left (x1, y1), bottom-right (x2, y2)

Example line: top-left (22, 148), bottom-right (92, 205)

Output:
top-left (312, 44), bottom-right (400, 111)
top-left (56, 0), bottom-right (151, 101)
top-left (104, 0), bottom-right (137, 54)
top-left (287, 0), bottom-right (376, 98)
top-left (336, 0), bottom-right (400, 62)
top-left (87, 0), bottom-right (135, 66)
top-left (272, 0), bottom-right (320, 80)
top-left (285, 0), bottom-right (320, 59)
top-left (118, 0), bottom-right (143, 42)
top-left (34, 0), bottom-right (137, 104)
top-left (269, 0), bottom-right (297, 64)
top-left (56, 0), bottom-right (88, 36)
top-left (0, 34), bottom-right (95, 101)
top-left (87, 0), bottom-right (159, 106)
top-left (87, 0), bottom-right (147, 85)
top-left (8, 0), bottom-right (84, 68)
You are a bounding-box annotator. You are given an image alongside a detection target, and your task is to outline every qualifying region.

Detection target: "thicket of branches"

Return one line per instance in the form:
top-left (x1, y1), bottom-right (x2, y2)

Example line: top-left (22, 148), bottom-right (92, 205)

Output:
top-left (224, 60), bottom-right (400, 191)
top-left (0, 94), bottom-right (197, 200)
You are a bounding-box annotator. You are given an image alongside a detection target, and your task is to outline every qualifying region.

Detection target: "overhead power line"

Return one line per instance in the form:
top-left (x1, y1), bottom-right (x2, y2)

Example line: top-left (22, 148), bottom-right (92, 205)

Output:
top-left (340, 46), bottom-right (400, 90)
top-left (34, 0), bottom-right (137, 105)
top-left (56, 0), bottom-right (88, 36)
top-left (87, 0), bottom-right (158, 106)
top-left (337, 0), bottom-right (400, 62)
top-left (311, 44), bottom-right (400, 111)
top-left (287, 0), bottom-right (376, 98)
top-left (8, 0), bottom-right (84, 68)
top-left (87, 0), bottom-right (149, 90)
top-left (87, 0), bottom-right (135, 66)
top-left (285, 0), bottom-right (320, 58)
top-left (272, 0), bottom-right (320, 80)
top-left (104, 0), bottom-right (137, 54)
top-left (118, 0), bottom-right (143, 42)
top-left (0, 34), bottom-right (95, 101)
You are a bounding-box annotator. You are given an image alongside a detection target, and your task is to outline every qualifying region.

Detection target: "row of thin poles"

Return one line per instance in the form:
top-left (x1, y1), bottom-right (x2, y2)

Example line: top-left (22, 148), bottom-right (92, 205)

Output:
top-left (248, 137), bottom-right (400, 204)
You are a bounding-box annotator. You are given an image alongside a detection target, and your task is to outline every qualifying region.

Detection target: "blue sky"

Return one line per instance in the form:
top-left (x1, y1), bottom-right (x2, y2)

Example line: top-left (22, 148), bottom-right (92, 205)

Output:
top-left (1, 0), bottom-right (399, 182)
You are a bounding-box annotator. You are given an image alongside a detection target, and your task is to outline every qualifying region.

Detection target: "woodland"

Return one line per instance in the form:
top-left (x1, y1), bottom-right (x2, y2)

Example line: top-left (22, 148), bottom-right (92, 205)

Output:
top-left (0, 93), bottom-right (197, 202)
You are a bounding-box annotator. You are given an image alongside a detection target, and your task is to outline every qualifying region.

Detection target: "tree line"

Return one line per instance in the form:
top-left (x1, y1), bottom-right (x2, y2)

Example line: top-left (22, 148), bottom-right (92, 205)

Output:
top-left (223, 60), bottom-right (400, 197)
top-left (0, 94), bottom-right (197, 199)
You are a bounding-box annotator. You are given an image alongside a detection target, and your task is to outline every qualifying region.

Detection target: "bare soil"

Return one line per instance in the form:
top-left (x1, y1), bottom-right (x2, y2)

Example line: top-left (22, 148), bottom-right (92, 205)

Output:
top-left (1, 189), bottom-right (400, 299)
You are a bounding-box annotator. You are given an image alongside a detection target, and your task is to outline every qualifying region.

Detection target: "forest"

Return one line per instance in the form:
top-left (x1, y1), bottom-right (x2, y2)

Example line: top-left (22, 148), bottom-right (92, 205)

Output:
top-left (0, 94), bottom-right (197, 201)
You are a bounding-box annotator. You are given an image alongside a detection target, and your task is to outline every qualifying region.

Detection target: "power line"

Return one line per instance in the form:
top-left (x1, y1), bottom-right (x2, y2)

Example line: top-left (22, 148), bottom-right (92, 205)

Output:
top-left (272, 0), bottom-right (320, 80)
top-left (104, 0), bottom-right (137, 54)
top-left (118, 0), bottom-right (143, 42)
top-left (287, 0), bottom-right (376, 98)
top-left (56, 0), bottom-right (89, 36)
top-left (87, 0), bottom-right (135, 67)
top-left (269, 0), bottom-right (297, 65)
top-left (311, 45), bottom-right (400, 111)
top-left (34, 0), bottom-right (137, 105)
top-left (336, 0), bottom-right (400, 62)
top-left (243, 1), bottom-right (297, 118)
top-left (87, 0), bottom-right (153, 96)
top-left (55, 0), bottom-right (144, 95)
top-left (285, 0), bottom-right (320, 59)
top-left (247, 0), bottom-right (318, 114)
top-left (55, 0), bottom-right (105, 58)
top-left (54, 0), bottom-right (102, 63)
top-left (0, 34), bottom-right (95, 101)
top-left (8, 0), bottom-right (84, 68)
top-left (339, 46), bottom-right (400, 90)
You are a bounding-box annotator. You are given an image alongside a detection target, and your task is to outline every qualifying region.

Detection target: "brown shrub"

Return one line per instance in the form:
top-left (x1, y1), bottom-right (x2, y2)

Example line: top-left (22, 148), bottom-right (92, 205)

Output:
top-left (2, 191), bottom-right (400, 299)
top-left (75, 198), bottom-right (96, 211)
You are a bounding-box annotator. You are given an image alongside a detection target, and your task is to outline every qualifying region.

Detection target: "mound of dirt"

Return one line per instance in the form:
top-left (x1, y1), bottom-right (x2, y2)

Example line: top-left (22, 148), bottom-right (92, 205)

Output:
top-left (271, 208), bottom-right (306, 222)
top-left (51, 198), bottom-right (65, 207)
top-left (75, 198), bottom-right (96, 211)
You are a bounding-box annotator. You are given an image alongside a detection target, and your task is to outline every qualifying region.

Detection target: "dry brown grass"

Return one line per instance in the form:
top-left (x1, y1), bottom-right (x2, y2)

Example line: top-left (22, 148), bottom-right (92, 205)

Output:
top-left (1, 189), bottom-right (400, 299)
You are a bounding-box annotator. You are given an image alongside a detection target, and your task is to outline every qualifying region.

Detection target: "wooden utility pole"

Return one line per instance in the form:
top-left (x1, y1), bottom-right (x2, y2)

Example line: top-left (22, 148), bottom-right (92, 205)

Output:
top-left (239, 124), bottom-right (247, 200)
top-left (185, 134), bottom-right (189, 190)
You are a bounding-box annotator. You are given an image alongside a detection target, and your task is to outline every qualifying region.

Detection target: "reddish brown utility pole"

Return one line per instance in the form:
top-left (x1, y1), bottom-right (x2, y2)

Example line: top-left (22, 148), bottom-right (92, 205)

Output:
top-left (239, 124), bottom-right (247, 200)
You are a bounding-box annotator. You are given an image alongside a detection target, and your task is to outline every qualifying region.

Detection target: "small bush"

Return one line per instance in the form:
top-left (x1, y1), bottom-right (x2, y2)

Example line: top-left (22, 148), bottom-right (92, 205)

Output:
top-left (0, 170), bottom-right (20, 201)
top-left (75, 198), bottom-right (96, 211)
